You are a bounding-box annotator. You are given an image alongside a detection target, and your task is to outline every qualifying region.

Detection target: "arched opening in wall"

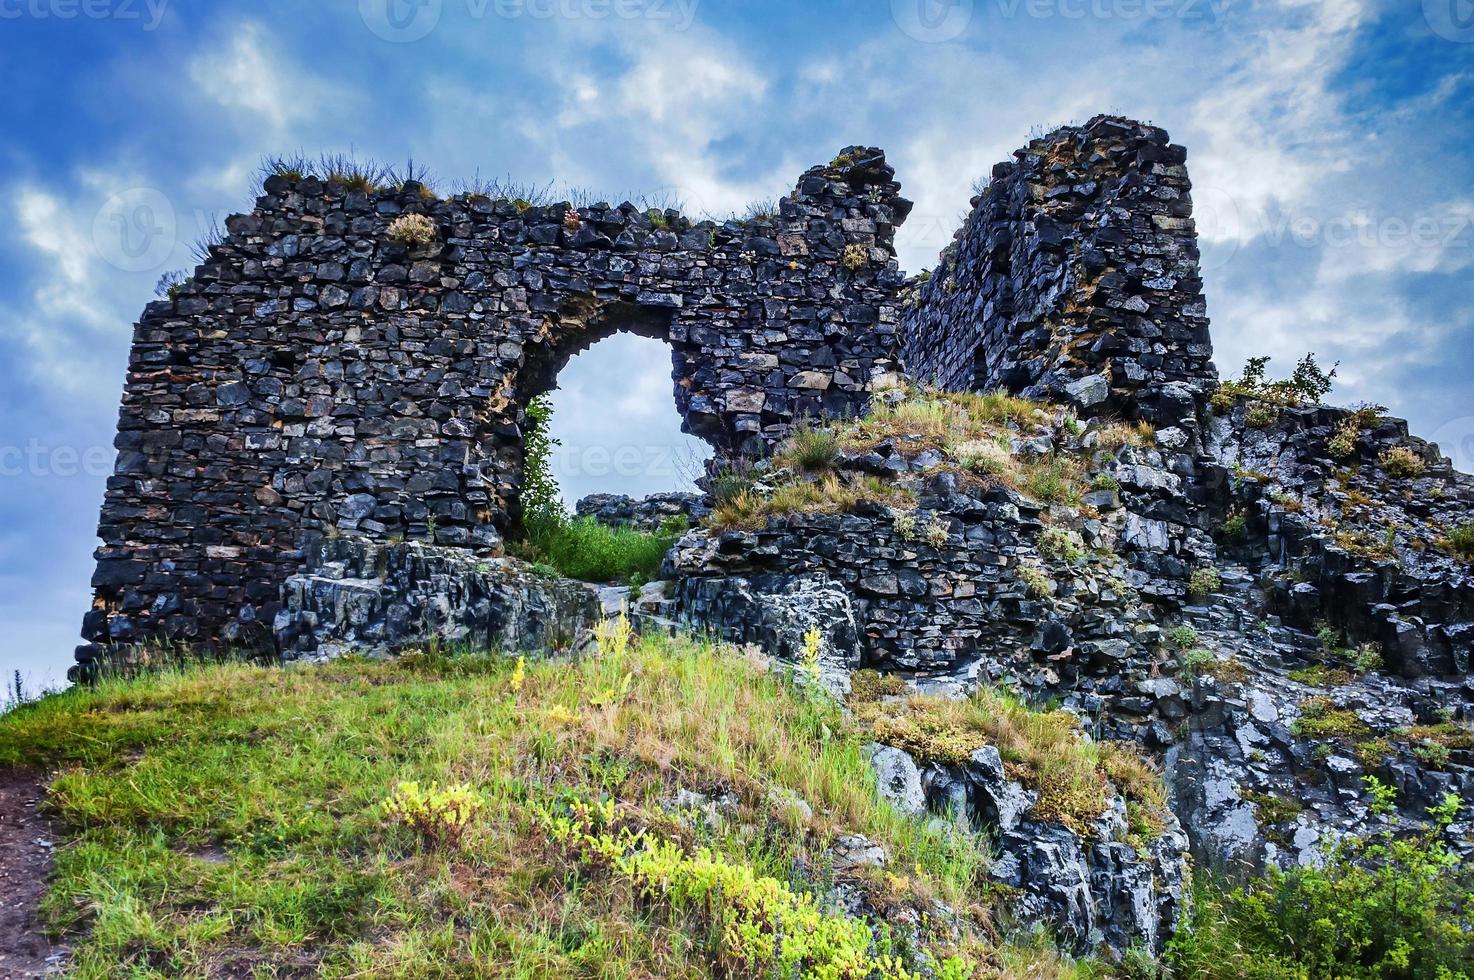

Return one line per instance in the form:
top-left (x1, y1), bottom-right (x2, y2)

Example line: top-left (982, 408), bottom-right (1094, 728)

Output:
top-left (507, 303), bottom-right (713, 585)
top-left (545, 331), bottom-right (711, 512)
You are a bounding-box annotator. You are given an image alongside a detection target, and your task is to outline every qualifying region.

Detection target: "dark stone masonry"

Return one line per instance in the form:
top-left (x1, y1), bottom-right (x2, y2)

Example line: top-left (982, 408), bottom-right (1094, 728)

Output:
top-left (82, 146), bottom-right (910, 663)
top-left (901, 117), bottom-right (1216, 432)
top-left (79, 113), bottom-right (1474, 958)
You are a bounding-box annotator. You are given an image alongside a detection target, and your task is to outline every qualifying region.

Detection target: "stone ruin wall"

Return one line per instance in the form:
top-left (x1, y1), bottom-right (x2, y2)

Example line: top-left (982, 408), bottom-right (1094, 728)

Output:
top-left (901, 116), bottom-right (1217, 434)
top-left (80, 148), bottom-right (911, 665)
top-left (80, 116), bottom-right (1222, 668)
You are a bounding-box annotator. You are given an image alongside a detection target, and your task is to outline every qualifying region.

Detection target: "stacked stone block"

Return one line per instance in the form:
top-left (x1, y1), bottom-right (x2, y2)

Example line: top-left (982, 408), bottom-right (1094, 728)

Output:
top-left (902, 115), bottom-right (1216, 428)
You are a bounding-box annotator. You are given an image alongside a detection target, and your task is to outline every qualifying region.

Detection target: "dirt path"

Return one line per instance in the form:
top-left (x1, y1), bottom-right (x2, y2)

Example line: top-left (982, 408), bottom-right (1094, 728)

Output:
top-left (0, 771), bottom-right (64, 979)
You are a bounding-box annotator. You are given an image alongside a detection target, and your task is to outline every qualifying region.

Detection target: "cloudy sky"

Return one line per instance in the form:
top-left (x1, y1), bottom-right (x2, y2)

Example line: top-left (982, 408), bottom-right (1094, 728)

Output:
top-left (1, 0), bottom-right (1471, 690)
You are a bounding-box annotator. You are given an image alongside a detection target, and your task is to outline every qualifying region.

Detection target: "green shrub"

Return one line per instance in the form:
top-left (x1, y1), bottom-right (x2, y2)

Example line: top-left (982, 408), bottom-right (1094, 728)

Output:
top-left (1218, 354), bottom-right (1338, 408)
top-left (1168, 794), bottom-right (1473, 979)
top-left (1442, 523), bottom-right (1474, 560)
top-left (892, 509), bottom-right (918, 542)
top-left (1244, 403), bottom-right (1278, 429)
top-left (1221, 510), bottom-right (1248, 541)
top-left (386, 213), bottom-right (436, 247)
top-left (1168, 626), bottom-right (1199, 650)
top-left (1188, 567), bottom-right (1222, 597)
top-left (1414, 740), bottom-right (1451, 770)
top-left (919, 513), bottom-right (951, 548)
top-left (1038, 527), bottom-right (1086, 564)
top-left (1379, 446), bottom-right (1427, 479)
top-left (1017, 565), bottom-right (1054, 599)
top-left (520, 393), bottom-right (563, 525)
top-left (1090, 473), bottom-right (1120, 492)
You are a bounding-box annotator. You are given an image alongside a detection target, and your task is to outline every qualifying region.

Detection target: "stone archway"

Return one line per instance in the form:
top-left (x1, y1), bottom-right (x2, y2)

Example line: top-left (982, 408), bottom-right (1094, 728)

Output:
top-left (473, 298), bottom-right (706, 530)
top-left (79, 146), bottom-right (911, 660)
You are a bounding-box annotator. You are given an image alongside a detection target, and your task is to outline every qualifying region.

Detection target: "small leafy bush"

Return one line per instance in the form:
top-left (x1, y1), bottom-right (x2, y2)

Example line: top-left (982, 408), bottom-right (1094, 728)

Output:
top-left (1221, 510), bottom-right (1248, 541)
top-left (919, 513), bottom-right (950, 548)
top-left (953, 438), bottom-right (1014, 477)
top-left (1017, 565), bottom-right (1053, 599)
top-left (1244, 403), bottom-right (1278, 429)
top-left (1168, 625), bottom-right (1199, 651)
top-left (1039, 527), bottom-right (1086, 564)
top-left (382, 781), bottom-right (485, 850)
top-left (1217, 354), bottom-right (1338, 408)
top-left (1188, 567), bottom-right (1222, 597)
top-left (386, 213), bottom-right (436, 247)
top-left (891, 509), bottom-right (918, 542)
top-left (1379, 445), bottom-right (1426, 479)
top-left (1414, 740), bottom-right (1451, 770)
top-left (1090, 472), bottom-right (1120, 492)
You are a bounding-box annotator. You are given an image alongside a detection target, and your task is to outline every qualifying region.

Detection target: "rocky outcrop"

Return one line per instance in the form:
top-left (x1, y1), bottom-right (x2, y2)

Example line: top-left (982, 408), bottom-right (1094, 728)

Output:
top-left (864, 741), bottom-right (1188, 957)
top-left (574, 492), bottom-right (709, 532)
top-left (274, 538), bottom-right (599, 661)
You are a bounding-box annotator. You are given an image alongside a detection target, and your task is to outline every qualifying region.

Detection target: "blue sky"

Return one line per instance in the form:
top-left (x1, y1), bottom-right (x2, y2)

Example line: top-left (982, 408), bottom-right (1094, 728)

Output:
top-left (1, 0), bottom-right (1471, 690)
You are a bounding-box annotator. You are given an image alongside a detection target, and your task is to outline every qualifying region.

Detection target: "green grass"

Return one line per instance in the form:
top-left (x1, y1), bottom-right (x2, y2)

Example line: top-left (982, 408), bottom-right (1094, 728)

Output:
top-left (0, 635), bottom-right (1116, 978)
top-left (513, 513), bottom-right (682, 584)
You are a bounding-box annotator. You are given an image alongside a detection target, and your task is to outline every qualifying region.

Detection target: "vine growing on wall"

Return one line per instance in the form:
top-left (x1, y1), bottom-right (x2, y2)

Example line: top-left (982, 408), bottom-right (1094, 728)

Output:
top-left (521, 393), bottom-right (564, 527)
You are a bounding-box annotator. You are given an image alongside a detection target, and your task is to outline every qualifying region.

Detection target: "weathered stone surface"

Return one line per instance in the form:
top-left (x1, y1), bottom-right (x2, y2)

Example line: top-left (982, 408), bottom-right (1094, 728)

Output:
top-left (274, 538), bottom-right (599, 660)
top-left (917, 745), bottom-right (1188, 957)
top-left (574, 492), bottom-right (709, 532)
top-left (901, 116), bottom-right (1216, 433)
top-left (864, 743), bottom-right (927, 817)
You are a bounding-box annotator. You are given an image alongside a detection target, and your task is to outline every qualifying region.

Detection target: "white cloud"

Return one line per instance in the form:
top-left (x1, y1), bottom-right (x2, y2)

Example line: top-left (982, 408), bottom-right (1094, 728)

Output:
top-left (1188, 0), bottom-right (1370, 245)
top-left (188, 22), bottom-right (321, 132)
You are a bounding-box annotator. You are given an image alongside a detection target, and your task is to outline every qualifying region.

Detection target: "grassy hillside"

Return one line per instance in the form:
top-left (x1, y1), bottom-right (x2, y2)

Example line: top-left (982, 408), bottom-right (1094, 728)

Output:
top-left (0, 631), bottom-right (1108, 979)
